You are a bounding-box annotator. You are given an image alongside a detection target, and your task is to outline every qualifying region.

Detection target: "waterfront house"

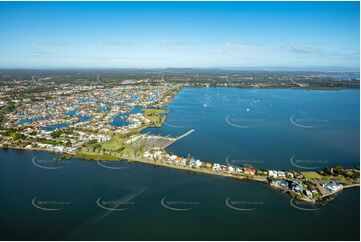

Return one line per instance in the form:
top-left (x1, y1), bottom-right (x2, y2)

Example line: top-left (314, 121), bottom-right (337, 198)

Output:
top-left (228, 166), bottom-right (235, 173)
top-left (310, 184), bottom-right (319, 194)
top-left (143, 151), bottom-right (152, 158)
top-left (243, 168), bottom-right (256, 175)
top-left (294, 172), bottom-right (304, 179)
top-left (268, 170), bottom-right (278, 178)
top-left (305, 190), bottom-right (313, 198)
top-left (169, 155), bottom-right (177, 161)
top-left (270, 180), bottom-right (289, 189)
top-left (203, 162), bottom-right (213, 169)
top-left (235, 167), bottom-right (243, 173)
top-left (174, 157), bottom-right (182, 164)
top-left (286, 172), bottom-right (294, 178)
top-left (220, 165), bottom-right (228, 172)
top-left (270, 180), bottom-right (278, 186)
top-left (277, 171), bottom-right (286, 178)
top-left (279, 180), bottom-right (289, 189)
top-left (292, 184), bottom-right (303, 193)
top-left (323, 181), bottom-right (343, 193)
top-left (195, 160), bottom-right (202, 168)
top-left (154, 151), bottom-right (163, 159)
top-left (212, 163), bottom-right (221, 172)
top-left (180, 159), bottom-right (187, 166)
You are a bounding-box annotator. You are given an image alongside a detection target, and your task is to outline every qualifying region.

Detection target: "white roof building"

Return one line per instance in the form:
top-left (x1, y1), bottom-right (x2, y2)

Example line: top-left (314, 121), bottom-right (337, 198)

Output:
top-left (268, 170), bottom-right (278, 178)
top-left (277, 171), bottom-right (286, 178)
top-left (169, 155), bottom-right (177, 161)
top-left (228, 166), bottom-right (235, 173)
top-left (213, 163), bottom-right (221, 171)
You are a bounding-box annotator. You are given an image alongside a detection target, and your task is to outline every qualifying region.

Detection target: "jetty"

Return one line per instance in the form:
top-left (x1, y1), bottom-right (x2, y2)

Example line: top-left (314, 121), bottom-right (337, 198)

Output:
top-left (162, 129), bottom-right (195, 148)
top-left (176, 129), bottom-right (195, 140)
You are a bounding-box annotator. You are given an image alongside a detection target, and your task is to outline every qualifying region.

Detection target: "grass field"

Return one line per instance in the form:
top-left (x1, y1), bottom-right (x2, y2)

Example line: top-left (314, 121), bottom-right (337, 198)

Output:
top-left (100, 134), bottom-right (125, 151)
top-left (143, 108), bottom-right (168, 125)
top-left (301, 172), bottom-right (350, 183)
top-left (301, 171), bottom-right (321, 180)
top-left (64, 151), bottom-right (120, 161)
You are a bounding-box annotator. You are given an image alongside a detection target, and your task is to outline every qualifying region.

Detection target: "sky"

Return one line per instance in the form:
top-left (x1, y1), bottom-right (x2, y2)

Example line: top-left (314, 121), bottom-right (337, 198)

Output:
top-left (0, 1), bottom-right (359, 70)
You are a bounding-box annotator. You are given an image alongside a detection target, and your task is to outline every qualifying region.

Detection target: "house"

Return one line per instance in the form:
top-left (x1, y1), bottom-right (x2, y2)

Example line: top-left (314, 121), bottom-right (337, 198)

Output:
top-left (309, 184), bottom-right (319, 194)
top-left (228, 166), bottom-right (235, 173)
top-left (153, 151), bottom-right (163, 159)
top-left (270, 180), bottom-right (289, 189)
top-left (305, 190), bottom-right (313, 198)
top-left (180, 159), bottom-right (187, 166)
top-left (235, 168), bottom-right (243, 173)
top-left (277, 171), bottom-right (286, 178)
top-left (65, 147), bottom-right (77, 154)
top-left (195, 160), bottom-right (202, 168)
top-left (189, 158), bottom-right (196, 167)
top-left (220, 165), bottom-right (228, 171)
top-left (243, 168), bottom-right (256, 175)
top-left (174, 157), bottom-right (182, 164)
top-left (286, 172), bottom-right (294, 178)
top-left (292, 184), bottom-right (303, 193)
top-left (291, 180), bottom-right (303, 193)
top-left (51, 145), bottom-right (64, 152)
top-left (212, 163), bottom-right (221, 171)
top-left (268, 170), bottom-right (278, 178)
top-left (294, 172), bottom-right (304, 179)
top-left (203, 162), bottom-right (213, 169)
top-left (143, 151), bottom-right (152, 158)
top-left (169, 155), bottom-right (177, 161)
top-left (323, 181), bottom-right (343, 193)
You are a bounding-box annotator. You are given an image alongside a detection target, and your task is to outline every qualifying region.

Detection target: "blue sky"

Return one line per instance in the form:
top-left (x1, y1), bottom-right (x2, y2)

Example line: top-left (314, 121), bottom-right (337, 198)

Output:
top-left (0, 1), bottom-right (359, 69)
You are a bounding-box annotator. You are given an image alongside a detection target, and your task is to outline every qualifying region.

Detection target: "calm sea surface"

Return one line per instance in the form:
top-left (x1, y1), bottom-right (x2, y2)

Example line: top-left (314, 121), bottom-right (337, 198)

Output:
top-left (0, 88), bottom-right (359, 240)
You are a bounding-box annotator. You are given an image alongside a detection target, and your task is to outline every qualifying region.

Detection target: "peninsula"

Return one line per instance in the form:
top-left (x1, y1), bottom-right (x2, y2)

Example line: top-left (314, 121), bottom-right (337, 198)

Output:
top-left (0, 72), bottom-right (359, 204)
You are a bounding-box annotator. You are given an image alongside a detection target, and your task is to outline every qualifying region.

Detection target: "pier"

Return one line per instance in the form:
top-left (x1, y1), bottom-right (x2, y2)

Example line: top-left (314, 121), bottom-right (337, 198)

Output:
top-left (176, 129), bottom-right (195, 141)
top-left (162, 129), bottom-right (195, 148)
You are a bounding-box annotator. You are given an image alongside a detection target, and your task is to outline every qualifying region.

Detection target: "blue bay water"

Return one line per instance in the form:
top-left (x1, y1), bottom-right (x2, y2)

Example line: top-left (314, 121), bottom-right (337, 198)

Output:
top-left (0, 149), bottom-right (359, 240)
top-left (145, 88), bottom-right (360, 170)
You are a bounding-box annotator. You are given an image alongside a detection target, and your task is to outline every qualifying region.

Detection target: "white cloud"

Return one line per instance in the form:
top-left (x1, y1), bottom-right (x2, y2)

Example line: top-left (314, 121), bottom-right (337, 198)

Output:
top-left (31, 41), bottom-right (69, 55)
top-left (225, 42), bottom-right (281, 54)
top-left (289, 40), bottom-right (323, 54)
top-left (161, 40), bottom-right (198, 52)
top-left (97, 41), bottom-right (134, 52)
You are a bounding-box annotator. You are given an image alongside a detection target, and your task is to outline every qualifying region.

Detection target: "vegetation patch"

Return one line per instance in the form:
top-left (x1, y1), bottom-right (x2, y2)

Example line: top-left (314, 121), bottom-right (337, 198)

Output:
top-left (65, 151), bottom-right (120, 161)
top-left (302, 171), bottom-right (321, 180)
top-left (143, 108), bottom-right (168, 126)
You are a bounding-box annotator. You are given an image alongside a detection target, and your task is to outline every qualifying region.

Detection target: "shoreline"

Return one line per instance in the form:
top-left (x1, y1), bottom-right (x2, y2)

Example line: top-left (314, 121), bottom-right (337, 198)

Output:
top-left (2, 146), bottom-right (359, 204)
top-left (183, 85), bottom-right (360, 91)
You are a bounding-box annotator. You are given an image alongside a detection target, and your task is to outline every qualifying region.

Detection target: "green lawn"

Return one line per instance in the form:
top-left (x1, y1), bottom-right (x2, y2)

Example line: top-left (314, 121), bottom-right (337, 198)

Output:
top-left (100, 134), bottom-right (125, 151)
top-left (143, 108), bottom-right (168, 125)
top-left (143, 108), bottom-right (167, 116)
top-left (301, 171), bottom-right (321, 180)
top-left (65, 151), bottom-right (120, 161)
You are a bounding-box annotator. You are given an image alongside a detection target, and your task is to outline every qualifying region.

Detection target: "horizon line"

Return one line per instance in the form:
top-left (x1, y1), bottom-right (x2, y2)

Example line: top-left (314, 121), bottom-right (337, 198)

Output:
top-left (0, 66), bottom-right (359, 72)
